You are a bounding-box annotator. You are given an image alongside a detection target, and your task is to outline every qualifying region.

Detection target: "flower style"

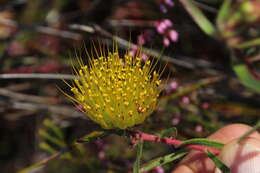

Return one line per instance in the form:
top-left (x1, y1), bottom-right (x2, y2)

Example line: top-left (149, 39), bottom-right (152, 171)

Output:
top-left (67, 46), bottom-right (162, 129)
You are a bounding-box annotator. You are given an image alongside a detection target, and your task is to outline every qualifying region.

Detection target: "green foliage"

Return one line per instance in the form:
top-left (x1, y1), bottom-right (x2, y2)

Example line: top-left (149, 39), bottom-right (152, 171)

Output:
top-left (38, 119), bottom-right (66, 153)
top-left (179, 138), bottom-right (224, 149)
top-left (140, 150), bottom-right (188, 172)
top-left (179, 0), bottom-right (216, 36)
top-left (133, 141), bottom-right (144, 173)
top-left (233, 63), bottom-right (260, 93)
top-left (76, 131), bottom-right (106, 143)
top-left (206, 151), bottom-right (230, 173)
top-left (216, 0), bottom-right (232, 28)
top-left (158, 127), bottom-right (177, 138)
top-left (239, 120), bottom-right (260, 141)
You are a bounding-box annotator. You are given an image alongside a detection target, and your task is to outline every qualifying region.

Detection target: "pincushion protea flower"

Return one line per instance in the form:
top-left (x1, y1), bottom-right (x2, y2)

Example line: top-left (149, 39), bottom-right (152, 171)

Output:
top-left (65, 45), bottom-right (162, 129)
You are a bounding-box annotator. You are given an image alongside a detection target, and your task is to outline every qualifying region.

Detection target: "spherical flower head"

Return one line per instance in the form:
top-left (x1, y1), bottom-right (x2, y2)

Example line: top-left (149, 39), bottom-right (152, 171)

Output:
top-left (67, 47), bottom-right (162, 129)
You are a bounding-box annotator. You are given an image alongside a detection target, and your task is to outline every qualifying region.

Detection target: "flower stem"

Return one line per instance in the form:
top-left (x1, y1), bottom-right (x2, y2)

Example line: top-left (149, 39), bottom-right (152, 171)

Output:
top-left (129, 131), bottom-right (220, 155)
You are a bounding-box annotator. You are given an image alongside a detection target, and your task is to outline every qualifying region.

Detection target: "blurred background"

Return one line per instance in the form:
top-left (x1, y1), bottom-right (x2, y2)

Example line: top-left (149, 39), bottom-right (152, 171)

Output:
top-left (0, 0), bottom-right (259, 172)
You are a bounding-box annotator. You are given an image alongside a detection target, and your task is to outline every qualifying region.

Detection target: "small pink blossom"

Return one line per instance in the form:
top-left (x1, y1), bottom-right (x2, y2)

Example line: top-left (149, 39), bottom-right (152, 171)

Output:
top-left (164, 0), bottom-right (174, 7)
top-left (163, 19), bottom-right (173, 27)
top-left (75, 104), bottom-right (85, 112)
top-left (157, 22), bottom-right (167, 34)
top-left (168, 29), bottom-right (178, 42)
top-left (195, 125), bottom-right (203, 132)
top-left (128, 46), bottom-right (137, 56)
top-left (201, 102), bottom-right (209, 109)
top-left (181, 96), bottom-right (190, 104)
top-left (137, 34), bottom-right (146, 45)
top-left (98, 151), bottom-right (105, 160)
top-left (163, 37), bottom-right (170, 46)
top-left (170, 81), bottom-right (178, 90)
top-left (160, 5), bottom-right (167, 13)
top-left (141, 53), bottom-right (149, 61)
top-left (172, 118), bottom-right (180, 125)
top-left (153, 166), bottom-right (165, 173)
top-left (165, 81), bottom-right (178, 93)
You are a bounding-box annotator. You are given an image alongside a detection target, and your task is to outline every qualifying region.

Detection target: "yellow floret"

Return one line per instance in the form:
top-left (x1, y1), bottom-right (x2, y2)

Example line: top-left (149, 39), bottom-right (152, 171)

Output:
top-left (66, 46), bottom-right (162, 129)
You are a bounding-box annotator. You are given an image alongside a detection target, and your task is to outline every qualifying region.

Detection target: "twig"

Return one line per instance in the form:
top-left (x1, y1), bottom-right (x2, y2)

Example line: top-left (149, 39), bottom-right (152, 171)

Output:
top-left (108, 19), bottom-right (155, 27)
top-left (192, 0), bottom-right (218, 13)
top-left (68, 24), bottom-right (95, 33)
top-left (0, 73), bottom-right (77, 80)
top-left (18, 152), bottom-right (63, 173)
top-left (248, 54), bottom-right (260, 63)
top-left (69, 23), bottom-right (196, 68)
top-left (160, 76), bottom-right (225, 103)
top-left (0, 18), bottom-right (82, 40)
top-left (0, 88), bottom-right (57, 104)
top-left (0, 0), bottom-right (26, 11)
top-left (0, 99), bottom-right (84, 119)
top-left (96, 24), bottom-right (224, 72)
top-left (130, 131), bottom-right (220, 154)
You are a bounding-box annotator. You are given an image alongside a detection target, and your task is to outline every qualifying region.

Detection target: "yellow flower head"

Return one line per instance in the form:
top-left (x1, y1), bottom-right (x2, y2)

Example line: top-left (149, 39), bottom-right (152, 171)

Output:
top-left (67, 45), bottom-right (162, 129)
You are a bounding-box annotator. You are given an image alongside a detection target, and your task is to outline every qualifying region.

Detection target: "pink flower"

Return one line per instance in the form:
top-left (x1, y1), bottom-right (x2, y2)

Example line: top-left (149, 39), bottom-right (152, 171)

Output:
top-left (98, 151), bottom-right (105, 160)
top-left (141, 53), bottom-right (149, 61)
top-left (164, 0), bottom-right (174, 7)
top-left (195, 125), bottom-right (203, 132)
top-left (129, 46), bottom-right (137, 56)
top-left (153, 166), bottom-right (165, 173)
top-left (172, 118), bottom-right (180, 125)
top-left (181, 96), bottom-right (190, 104)
top-left (163, 19), bottom-right (173, 27)
top-left (156, 22), bottom-right (167, 34)
top-left (170, 81), bottom-right (178, 90)
top-left (168, 29), bottom-right (178, 42)
top-left (137, 34), bottom-right (146, 45)
top-left (163, 37), bottom-right (170, 46)
top-left (160, 5), bottom-right (168, 13)
top-left (201, 102), bottom-right (209, 109)
top-left (75, 104), bottom-right (85, 112)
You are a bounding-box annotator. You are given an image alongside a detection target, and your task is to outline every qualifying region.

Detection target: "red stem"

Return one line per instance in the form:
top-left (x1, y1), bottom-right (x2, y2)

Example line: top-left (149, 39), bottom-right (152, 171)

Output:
top-left (131, 131), bottom-right (220, 155)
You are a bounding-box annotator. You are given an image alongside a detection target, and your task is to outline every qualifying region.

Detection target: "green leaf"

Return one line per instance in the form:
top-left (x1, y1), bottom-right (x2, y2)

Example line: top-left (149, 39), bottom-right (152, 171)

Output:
top-left (18, 152), bottom-right (62, 173)
top-left (216, 0), bottom-right (232, 26)
top-left (140, 150), bottom-right (188, 172)
top-left (233, 64), bottom-right (260, 93)
top-left (38, 129), bottom-right (66, 147)
top-left (236, 38), bottom-right (260, 49)
top-left (206, 151), bottom-right (230, 173)
top-left (39, 142), bottom-right (57, 154)
top-left (43, 119), bottom-right (64, 140)
top-left (159, 127), bottom-right (177, 138)
top-left (179, 0), bottom-right (216, 36)
top-left (179, 138), bottom-right (224, 149)
top-left (133, 141), bottom-right (144, 173)
top-left (76, 131), bottom-right (106, 143)
top-left (239, 120), bottom-right (260, 142)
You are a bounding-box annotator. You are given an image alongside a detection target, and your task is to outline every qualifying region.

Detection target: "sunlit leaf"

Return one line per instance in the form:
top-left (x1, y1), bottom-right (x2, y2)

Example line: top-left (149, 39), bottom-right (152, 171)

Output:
top-left (206, 151), bottom-right (230, 173)
top-left (233, 64), bottom-right (260, 93)
top-left (18, 152), bottom-right (62, 173)
top-left (39, 142), bottom-right (56, 154)
top-left (77, 131), bottom-right (106, 143)
top-left (133, 141), bottom-right (143, 173)
top-left (140, 150), bottom-right (188, 172)
top-left (239, 120), bottom-right (260, 142)
top-left (216, 0), bottom-right (232, 26)
top-left (159, 127), bottom-right (177, 138)
top-left (43, 119), bottom-right (64, 140)
top-left (38, 129), bottom-right (66, 147)
top-left (179, 0), bottom-right (216, 36)
top-left (179, 138), bottom-right (224, 149)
